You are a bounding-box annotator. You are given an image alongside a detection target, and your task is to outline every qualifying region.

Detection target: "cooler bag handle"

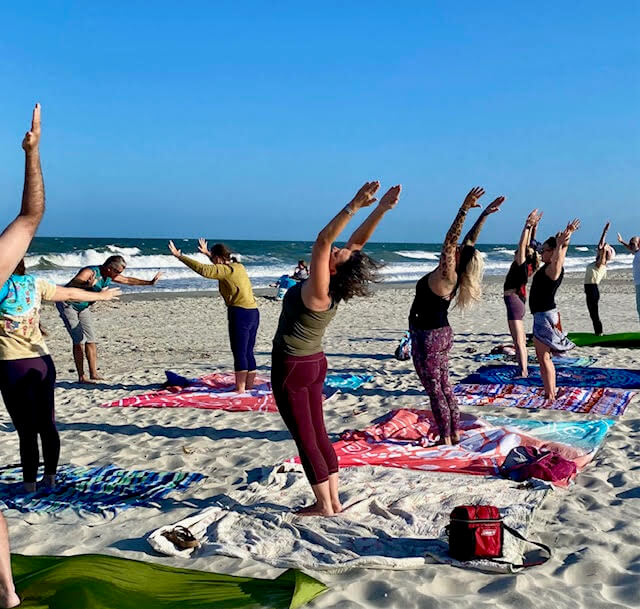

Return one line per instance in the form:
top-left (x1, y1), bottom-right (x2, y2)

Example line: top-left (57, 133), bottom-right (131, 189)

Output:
top-left (496, 524), bottom-right (552, 570)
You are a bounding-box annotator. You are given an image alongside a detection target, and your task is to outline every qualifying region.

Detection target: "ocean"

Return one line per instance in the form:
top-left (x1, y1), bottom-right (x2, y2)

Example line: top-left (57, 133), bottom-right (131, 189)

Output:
top-left (24, 237), bottom-right (635, 295)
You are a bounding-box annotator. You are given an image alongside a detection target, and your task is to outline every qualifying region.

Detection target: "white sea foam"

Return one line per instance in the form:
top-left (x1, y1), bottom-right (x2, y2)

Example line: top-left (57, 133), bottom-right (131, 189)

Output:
top-left (394, 250), bottom-right (440, 260)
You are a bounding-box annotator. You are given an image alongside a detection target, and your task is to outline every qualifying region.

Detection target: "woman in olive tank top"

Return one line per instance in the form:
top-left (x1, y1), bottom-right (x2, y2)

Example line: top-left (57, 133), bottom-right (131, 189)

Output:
top-left (530, 219), bottom-right (580, 402)
top-left (272, 181), bottom-right (401, 517)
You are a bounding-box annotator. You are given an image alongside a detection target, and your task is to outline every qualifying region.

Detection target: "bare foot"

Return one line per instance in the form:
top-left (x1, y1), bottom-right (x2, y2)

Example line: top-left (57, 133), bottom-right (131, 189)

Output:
top-left (436, 437), bottom-right (453, 446)
top-left (89, 374), bottom-right (105, 381)
top-left (42, 474), bottom-right (56, 490)
top-left (451, 432), bottom-right (460, 445)
top-left (331, 501), bottom-right (343, 514)
top-left (22, 482), bottom-right (36, 493)
top-left (0, 590), bottom-right (21, 608)
top-left (78, 375), bottom-right (96, 384)
top-left (295, 502), bottom-right (334, 517)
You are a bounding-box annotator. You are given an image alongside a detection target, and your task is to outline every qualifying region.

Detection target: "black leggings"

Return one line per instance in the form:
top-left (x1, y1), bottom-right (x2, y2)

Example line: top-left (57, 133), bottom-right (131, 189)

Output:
top-left (584, 284), bottom-right (603, 335)
top-left (271, 352), bottom-right (337, 485)
top-left (0, 355), bottom-right (59, 483)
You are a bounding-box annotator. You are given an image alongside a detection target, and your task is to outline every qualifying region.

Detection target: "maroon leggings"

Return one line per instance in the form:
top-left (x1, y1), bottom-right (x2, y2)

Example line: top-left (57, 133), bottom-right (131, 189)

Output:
top-left (0, 355), bottom-right (59, 483)
top-left (271, 352), bottom-right (338, 485)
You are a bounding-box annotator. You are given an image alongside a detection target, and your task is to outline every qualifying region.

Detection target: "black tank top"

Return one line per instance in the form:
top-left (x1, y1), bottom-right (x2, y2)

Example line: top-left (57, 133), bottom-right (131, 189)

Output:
top-left (503, 260), bottom-right (529, 300)
top-left (529, 265), bottom-right (564, 314)
top-left (409, 272), bottom-right (451, 330)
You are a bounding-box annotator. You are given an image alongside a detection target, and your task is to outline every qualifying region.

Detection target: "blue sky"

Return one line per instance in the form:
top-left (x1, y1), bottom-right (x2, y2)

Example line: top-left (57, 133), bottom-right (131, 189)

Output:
top-left (0, 1), bottom-right (638, 243)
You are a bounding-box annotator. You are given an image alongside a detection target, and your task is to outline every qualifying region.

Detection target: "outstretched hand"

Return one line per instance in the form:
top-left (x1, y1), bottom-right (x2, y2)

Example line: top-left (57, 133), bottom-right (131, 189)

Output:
top-left (566, 218), bottom-right (581, 233)
top-left (168, 240), bottom-right (182, 257)
top-left (198, 238), bottom-right (210, 256)
top-left (484, 196), bottom-right (505, 215)
top-left (462, 186), bottom-right (485, 209)
top-left (617, 232), bottom-right (625, 244)
top-left (350, 181), bottom-right (380, 210)
top-left (22, 103), bottom-right (41, 152)
top-left (100, 287), bottom-right (122, 301)
top-left (150, 272), bottom-right (162, 285)
top-left (378, 185), bottom-right (402, 211)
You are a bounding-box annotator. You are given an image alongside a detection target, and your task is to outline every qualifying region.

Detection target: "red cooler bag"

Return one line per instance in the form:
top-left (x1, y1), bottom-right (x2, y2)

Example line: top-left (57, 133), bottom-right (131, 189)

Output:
top-left (447, 505), bottom-right (551, 568)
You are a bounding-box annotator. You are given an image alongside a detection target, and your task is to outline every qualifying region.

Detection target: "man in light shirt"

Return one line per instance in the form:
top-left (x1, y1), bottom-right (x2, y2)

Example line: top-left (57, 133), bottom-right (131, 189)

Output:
top-left (617, 233), bottom-right (640, 322)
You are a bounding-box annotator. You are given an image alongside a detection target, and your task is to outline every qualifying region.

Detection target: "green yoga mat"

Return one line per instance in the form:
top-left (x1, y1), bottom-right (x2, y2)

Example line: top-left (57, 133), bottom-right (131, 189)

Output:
top-left (568, 332), bottom-right (640, 348)
top-left (12, 553), bottom-right (327, 609)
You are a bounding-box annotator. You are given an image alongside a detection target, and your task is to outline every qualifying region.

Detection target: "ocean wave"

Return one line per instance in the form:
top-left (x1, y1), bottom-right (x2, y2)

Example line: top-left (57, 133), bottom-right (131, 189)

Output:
top-left (575, 246), bottom-right (590, 252)
top-left (394, 250), bottom-right (440, 260)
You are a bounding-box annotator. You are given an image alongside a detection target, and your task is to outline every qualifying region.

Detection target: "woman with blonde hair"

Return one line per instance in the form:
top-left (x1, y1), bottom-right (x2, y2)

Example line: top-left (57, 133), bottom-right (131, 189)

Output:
top-left (409, 187), bottom-right (504, 445)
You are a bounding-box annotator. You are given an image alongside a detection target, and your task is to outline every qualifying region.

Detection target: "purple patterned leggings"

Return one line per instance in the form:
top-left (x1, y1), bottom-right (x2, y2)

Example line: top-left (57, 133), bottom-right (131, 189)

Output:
top-left (410, 325), bottom-right (459, 439)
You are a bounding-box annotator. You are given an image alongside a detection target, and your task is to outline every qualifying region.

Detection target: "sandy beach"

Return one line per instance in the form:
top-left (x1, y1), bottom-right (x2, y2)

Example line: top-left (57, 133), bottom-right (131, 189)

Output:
top-left (2, 271), bottom-right (639, 608)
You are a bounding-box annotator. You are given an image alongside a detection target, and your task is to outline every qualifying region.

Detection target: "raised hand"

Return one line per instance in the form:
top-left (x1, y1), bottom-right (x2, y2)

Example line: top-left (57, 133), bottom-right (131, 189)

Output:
top-left (349, 181), bottom-right (380, 210)
top-left (617, 232), bottom-right (625, 244)
top-left (484, 195), bottom-right (505, 215)
top-left (150, 272), bottom-right (162, 285)
top-left (198, 238), bottom-right (210, 256)
top-left (566, 218), bottom-right (581, 233)
top-left (168, 240), bottom-right (182, 257)
top-left (378, 185), bottom-right (402, 211)
top-left (100, 287), bottom-right (122, 300)
top-left (22, 103), bottom-right (41, 152)
top-left (525, 209), bottom-right (539, 226)
top-left (462, 186), bottom-right (485, 209)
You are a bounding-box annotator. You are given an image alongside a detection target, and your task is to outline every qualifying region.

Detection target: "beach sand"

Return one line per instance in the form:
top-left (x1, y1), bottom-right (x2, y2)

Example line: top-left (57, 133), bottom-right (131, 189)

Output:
top-left (2, 271), bottom-right (639, 608)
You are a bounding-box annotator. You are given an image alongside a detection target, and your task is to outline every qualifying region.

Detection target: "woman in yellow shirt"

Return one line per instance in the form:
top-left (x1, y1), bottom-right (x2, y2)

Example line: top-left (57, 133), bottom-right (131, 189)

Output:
top-left (168, 240), bottom-right (259, 393)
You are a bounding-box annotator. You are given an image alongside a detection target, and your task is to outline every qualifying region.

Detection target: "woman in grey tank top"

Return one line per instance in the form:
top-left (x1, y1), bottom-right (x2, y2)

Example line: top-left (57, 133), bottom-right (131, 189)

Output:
top-left (271, 181), bottom-right (401, 517)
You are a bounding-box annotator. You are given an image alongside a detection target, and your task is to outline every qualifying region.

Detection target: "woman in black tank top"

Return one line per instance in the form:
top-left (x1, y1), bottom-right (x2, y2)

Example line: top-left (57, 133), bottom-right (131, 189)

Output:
top-left (409, 187), bottom-right (504, 445)
top-left (531, 219), bottom-right (581, 402)
top-left (502, 209), bottom-right (542, 377)
top-left (271, 181), bottom-right (401, 517)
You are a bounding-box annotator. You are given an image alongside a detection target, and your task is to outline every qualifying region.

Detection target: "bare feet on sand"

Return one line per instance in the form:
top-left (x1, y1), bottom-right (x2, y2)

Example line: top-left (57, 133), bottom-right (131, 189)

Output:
top-left (295, 502), bottom-right (335, 517)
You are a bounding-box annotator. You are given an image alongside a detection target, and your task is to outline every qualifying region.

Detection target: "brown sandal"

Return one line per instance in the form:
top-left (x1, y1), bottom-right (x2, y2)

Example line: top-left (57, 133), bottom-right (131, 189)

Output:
top-left (161, 526), bottom-right (200, 549)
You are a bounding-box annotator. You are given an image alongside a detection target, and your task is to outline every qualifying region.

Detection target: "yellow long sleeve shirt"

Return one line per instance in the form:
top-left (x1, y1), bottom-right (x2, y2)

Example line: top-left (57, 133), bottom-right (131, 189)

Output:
top-left (179, 256), bottom-right (257, 309)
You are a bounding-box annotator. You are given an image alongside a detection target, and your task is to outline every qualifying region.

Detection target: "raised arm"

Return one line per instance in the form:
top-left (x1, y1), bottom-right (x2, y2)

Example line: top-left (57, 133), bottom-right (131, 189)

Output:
top-left (436, 187), bottom-right (485, 285)
top-left (345, 185), bottom-right (402, 251)
top-left (0, 104), bottom-right (44, 285)
top-left (617, 232), bottom-right (633, 252)
top-left (112, 272), bottom-right (162, 286)
top-left (303, 181), bottom-right (380, 310)
top-left (462, 196), bottom-right (505, 247)
top-left (595, 221), bottom-right (610, 266)
top-left (168, 240), bottom-right (231, 280)
top-left (49, 286), bottom-right (121, 303)
top-left (515, 209), bottom-right (541, 265)
top-left (547, 219), bottom-right (581, 280)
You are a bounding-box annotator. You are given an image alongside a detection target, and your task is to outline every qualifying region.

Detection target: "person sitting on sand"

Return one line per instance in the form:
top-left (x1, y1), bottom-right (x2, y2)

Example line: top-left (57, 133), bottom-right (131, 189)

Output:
top-left (530, 219), bottom-right (581, 402)
top-left (291, 260), bottom-right (309, 281)
top-left (409, 187), bottom-right (504, 445)
top-left (168, 240), bottom-right (259, 393)
top-left (584, 221), bottom-right (615, 335)
top-left (617, 232), bottom-right (640, 323)
top-left (503, 209), bottom-right (543, 378)
top-left (0, 102), bottom-right (46, 609)
top-left (272, 181), bottom-right (401, 516)
top-left (1, 260), bottom-right (120, 492)
top-left (56, 256), bottom-right (160, 383)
